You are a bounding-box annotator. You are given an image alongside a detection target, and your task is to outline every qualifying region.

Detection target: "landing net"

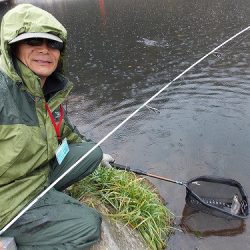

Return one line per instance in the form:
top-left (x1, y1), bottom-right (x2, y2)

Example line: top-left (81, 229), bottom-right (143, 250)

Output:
top-left (185, 176), bottom-right (248, 219)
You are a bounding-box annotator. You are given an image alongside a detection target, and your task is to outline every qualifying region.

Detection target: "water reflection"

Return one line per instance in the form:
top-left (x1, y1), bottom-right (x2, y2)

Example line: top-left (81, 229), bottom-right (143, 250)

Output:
top-left (181, 203), bottom-right (245, 237)
top-left (99, 0), bottom-right (107, 27)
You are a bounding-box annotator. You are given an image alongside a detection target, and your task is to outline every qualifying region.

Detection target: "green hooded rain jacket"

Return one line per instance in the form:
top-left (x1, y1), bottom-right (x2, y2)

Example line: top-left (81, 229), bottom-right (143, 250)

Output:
top-left (0, 4), bottom-right (84, 229)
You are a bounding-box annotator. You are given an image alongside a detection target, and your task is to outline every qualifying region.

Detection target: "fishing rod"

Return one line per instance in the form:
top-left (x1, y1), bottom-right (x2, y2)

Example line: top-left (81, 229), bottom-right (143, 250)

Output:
top-left (1, 25), bottom-right (250, 234)
top-left (112, 163), bottom-right (249, 219)
top-left (113, 163), bottom-right (184, 185)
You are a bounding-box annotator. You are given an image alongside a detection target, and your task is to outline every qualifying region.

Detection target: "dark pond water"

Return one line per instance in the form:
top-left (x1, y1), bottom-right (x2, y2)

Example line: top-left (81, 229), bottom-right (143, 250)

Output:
top-left (1, 0), bottom-right (250, 249)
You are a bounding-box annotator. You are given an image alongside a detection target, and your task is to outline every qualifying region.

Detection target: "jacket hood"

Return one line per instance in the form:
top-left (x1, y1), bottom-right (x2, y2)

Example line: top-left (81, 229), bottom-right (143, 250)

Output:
top-left (0, 3), bottom-right (67, 81)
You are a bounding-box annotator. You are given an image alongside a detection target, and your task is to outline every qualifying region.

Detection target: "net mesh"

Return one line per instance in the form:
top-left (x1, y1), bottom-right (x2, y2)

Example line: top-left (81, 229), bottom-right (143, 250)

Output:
top-left (185, 176), bottom-right (249, 219)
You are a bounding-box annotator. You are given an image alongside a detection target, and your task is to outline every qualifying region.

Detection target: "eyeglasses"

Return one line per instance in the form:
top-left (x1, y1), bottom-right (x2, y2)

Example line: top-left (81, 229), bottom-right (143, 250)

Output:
top-left (22, 38), bottom-right (64, 51)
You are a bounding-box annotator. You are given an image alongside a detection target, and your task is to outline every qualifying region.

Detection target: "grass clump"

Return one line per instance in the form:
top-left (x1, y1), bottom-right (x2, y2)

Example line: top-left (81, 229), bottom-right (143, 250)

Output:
top-left (70, 166), bottom-right (174, 250)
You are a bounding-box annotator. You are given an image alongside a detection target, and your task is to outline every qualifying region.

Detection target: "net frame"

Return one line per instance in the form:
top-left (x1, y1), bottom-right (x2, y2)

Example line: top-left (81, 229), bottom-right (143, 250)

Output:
top-left (185, 176), bottom-right (249, 219)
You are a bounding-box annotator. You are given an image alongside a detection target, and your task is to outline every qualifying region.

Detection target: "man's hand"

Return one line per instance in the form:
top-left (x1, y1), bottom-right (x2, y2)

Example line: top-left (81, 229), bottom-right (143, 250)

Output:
top-left (101, 153), bottom-right (115, 168)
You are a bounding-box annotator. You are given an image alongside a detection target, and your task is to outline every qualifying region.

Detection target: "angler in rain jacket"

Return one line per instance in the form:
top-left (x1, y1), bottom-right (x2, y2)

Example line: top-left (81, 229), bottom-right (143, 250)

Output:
top-left (0, 4), bottom-right (109, 249)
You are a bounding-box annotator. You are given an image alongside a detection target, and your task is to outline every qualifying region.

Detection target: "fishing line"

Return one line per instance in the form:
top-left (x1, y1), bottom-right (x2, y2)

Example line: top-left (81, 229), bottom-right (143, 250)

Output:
top-left (1, 25), bottom-right (250, 235)
top-left (212, 31), bottom-right (250, 60)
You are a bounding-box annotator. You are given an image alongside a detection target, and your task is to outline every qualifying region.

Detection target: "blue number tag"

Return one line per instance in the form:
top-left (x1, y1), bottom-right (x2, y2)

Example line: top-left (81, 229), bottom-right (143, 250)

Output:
top-left (55, 138), bottom-right (69, 165)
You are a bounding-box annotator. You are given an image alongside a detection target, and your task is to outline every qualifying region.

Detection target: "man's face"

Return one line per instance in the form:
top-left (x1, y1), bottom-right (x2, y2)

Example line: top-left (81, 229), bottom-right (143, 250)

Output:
top-left (15, 39), bottom-right (61, 84)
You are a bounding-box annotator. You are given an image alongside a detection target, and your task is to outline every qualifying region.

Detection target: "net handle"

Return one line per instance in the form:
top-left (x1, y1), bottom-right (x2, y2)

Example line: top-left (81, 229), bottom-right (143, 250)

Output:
top-left (112, 163), bottom-right (185, 186)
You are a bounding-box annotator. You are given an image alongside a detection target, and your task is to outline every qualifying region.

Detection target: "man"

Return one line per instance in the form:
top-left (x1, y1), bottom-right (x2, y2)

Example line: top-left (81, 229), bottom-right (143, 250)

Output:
top-left (0, 3), bottom-right (114, 249)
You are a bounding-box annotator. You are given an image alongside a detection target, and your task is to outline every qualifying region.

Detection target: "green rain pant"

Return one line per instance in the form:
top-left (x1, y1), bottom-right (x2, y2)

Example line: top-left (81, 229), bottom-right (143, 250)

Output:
top-left (3, 142), bottom-right (103, 250)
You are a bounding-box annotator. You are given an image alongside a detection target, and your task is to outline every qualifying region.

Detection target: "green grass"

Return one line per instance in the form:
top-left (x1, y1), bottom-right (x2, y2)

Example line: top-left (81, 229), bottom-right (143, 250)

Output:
top-left (70, 167), bottom-right (174, 250)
